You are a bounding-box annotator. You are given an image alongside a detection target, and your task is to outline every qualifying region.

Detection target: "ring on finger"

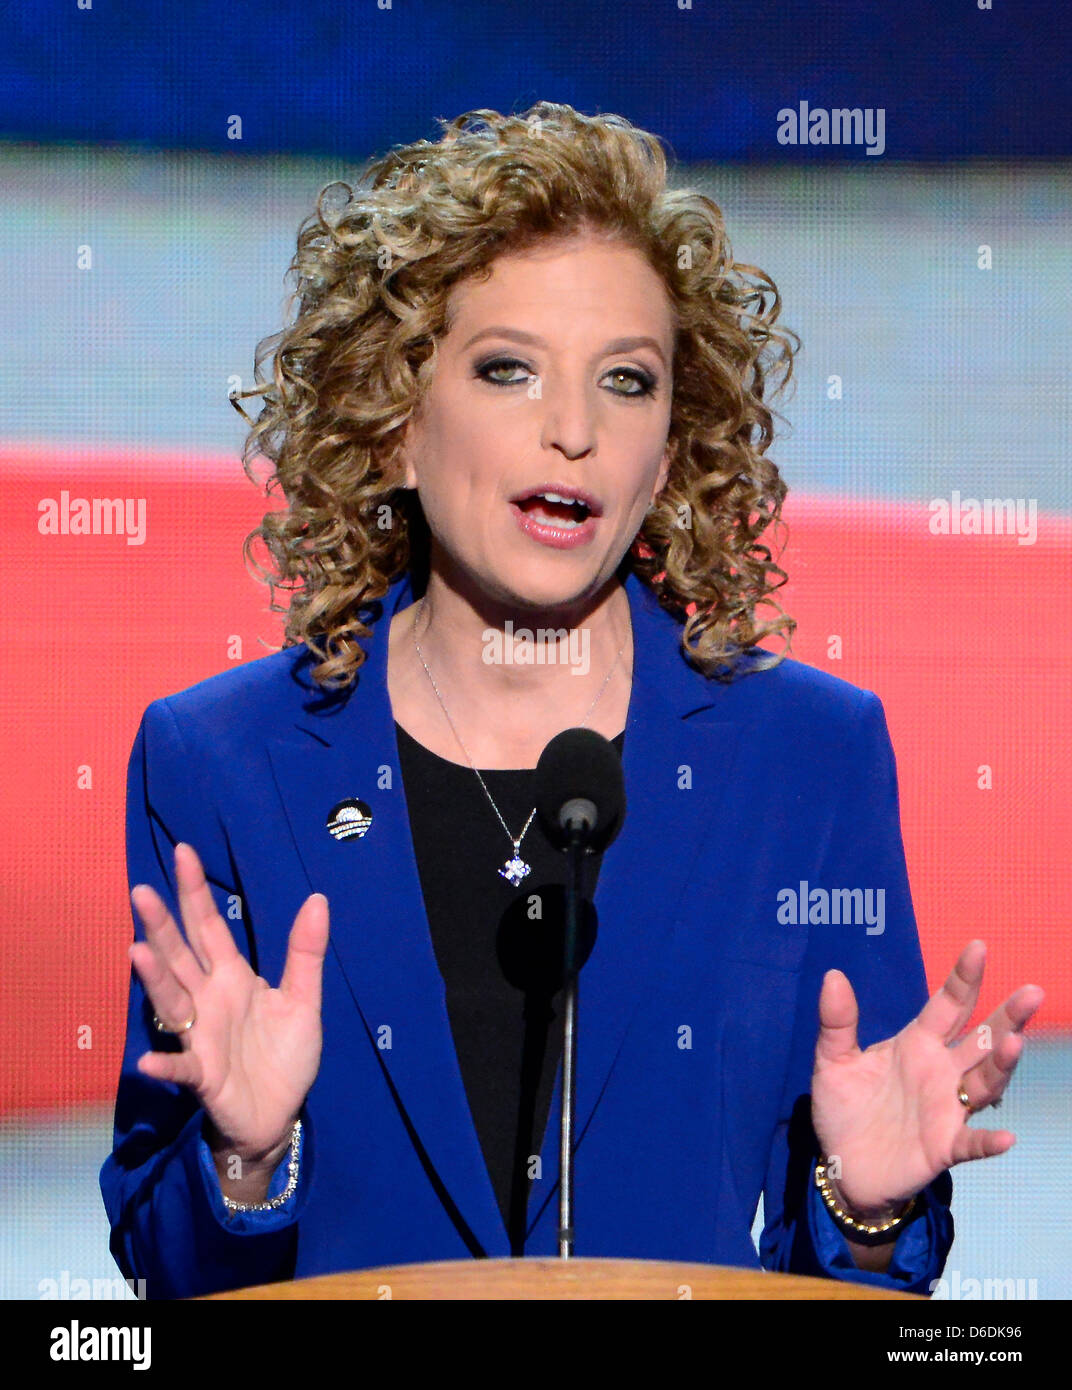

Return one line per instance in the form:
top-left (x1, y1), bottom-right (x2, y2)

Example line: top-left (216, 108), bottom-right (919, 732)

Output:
top-left (153, 1009), bottom-right (196, 1034)
top-left (959, 1083), bottom-right (1003, 1115)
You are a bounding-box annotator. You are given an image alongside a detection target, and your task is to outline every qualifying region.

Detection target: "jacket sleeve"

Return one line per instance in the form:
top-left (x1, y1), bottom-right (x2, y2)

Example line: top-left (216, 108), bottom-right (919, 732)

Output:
top-left (758, 690), bottom-right (955, 1293)
top-left (99, 697), bottom-right (315, 1300)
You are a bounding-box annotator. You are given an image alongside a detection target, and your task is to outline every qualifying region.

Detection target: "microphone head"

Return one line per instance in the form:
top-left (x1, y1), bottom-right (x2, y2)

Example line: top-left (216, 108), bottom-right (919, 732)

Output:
top-left (534, 728), bottom-right (626, 852)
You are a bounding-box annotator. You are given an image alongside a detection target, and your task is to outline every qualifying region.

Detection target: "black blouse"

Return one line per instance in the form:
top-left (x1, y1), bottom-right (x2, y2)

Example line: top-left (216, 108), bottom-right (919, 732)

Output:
top-left (394, 720), bottom-right (626, 1254)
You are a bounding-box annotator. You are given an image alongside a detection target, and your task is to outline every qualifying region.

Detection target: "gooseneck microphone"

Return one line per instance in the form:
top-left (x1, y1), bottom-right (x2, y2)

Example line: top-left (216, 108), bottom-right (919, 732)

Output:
top-left (534, 729), bottom-right (626, 1258)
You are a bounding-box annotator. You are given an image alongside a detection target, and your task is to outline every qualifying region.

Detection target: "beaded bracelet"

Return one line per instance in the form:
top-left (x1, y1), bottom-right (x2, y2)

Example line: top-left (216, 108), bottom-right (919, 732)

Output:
top-left (814, 1159), bottom-right (918, 1245)
top-left (221, 1120), bottom-right (302, 1214)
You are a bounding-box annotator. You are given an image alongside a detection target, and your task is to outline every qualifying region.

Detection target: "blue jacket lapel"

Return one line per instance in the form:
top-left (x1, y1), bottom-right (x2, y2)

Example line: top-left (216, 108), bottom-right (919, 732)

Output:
top-left (525, 575), bottom-right (747, 1233)
top-left (265, 568), bottom-right (745, 1255)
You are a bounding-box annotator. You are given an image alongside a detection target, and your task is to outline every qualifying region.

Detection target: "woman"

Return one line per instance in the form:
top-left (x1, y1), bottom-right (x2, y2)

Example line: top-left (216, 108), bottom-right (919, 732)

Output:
top-left (100, 103), bottom-right (1043, 1299)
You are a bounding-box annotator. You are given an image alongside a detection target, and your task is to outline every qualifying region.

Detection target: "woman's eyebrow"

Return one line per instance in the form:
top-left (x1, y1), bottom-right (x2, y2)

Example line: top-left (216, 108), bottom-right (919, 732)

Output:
top-left (460, 326), bottom-right (667, 367)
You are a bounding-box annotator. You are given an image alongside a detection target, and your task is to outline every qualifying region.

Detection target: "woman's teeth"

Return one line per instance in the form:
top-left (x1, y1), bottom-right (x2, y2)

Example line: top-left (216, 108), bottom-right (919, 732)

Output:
top-left (518, 494), bottom-right (591, 527)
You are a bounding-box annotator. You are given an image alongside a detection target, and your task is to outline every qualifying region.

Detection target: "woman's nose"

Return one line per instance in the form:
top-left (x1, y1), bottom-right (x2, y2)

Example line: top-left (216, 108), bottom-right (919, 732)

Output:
top-left (538, 380), bottom-right (597, 460)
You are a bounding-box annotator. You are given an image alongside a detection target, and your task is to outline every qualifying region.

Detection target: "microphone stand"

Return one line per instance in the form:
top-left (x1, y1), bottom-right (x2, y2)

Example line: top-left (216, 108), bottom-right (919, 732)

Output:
top-left (558, 820), bottom-right (586, 1259)
top-left (538, 732), bottom-right (624, 1262)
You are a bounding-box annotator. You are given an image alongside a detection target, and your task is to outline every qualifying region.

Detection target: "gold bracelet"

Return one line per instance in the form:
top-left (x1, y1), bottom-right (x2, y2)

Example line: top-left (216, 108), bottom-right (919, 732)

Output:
top-left (814, 1160), bottom-right (918, 1245)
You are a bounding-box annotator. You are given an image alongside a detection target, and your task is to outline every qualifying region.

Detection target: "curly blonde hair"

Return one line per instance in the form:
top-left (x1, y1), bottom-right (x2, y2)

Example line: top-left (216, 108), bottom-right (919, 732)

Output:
top-left (235, 101), bottom-right (800, 689)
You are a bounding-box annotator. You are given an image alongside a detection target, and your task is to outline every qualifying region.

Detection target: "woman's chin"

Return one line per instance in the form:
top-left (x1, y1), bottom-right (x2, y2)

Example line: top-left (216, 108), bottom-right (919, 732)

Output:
top-left (465, 568), bottom-right (600, 620)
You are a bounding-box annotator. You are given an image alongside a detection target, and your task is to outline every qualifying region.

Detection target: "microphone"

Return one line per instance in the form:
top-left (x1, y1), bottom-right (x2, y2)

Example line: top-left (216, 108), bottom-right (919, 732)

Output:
top-left (533, 728), bottom-right (626, 1259)
top-left (533, 728), bottom-right (626, 852)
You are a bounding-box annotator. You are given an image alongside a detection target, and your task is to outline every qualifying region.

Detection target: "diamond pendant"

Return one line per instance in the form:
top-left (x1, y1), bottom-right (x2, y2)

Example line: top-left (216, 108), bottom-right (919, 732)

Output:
top-left (499, 854), bottom-right (531, 886)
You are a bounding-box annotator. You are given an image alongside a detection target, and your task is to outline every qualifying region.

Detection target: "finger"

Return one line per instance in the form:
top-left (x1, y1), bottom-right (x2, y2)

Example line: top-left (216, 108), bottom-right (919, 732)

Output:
top-left (950, 984), bottom-right (1045, 1070)
top-left (131, 883), bottom-right (206, 998)
top-left (814, 969), bottom-right (860, 1064)
top-left (176, 843), bottom-right (243, 970)
top-left (173, 842), bottom-right (231, 973)
top-left (915, 940), bottom-right (986, 1043)
top-left (959, 1030), bottom-right (1023, 1110)
top-left (135, 1046), bottom-right (205, 1093)
top-left (278, 893), bottom-right (330, 1014)
top-left (951, 1125), bottom-right (1016, 1165)
top-left (128, 940), bottom-right (196, 1038)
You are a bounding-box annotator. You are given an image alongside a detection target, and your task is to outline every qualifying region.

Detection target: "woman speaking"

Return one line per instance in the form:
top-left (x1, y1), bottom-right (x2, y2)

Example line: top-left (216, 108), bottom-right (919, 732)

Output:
top-left (100, 102), bottom-right (1043, 1300)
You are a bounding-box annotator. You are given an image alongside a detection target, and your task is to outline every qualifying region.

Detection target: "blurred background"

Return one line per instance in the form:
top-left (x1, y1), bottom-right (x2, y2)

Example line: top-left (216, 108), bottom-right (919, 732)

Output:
top-left (1, 1), bottom-right (1069, 1300)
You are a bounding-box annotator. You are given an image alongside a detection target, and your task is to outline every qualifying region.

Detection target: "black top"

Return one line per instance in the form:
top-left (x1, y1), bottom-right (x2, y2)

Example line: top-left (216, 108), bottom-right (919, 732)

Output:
top-left (394, 720), bottom-right (626, 1254)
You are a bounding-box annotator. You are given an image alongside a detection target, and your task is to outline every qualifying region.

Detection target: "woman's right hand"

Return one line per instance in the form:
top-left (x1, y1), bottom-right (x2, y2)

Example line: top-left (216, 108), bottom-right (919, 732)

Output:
top-left (128, 841), bottom-right (329, 1170)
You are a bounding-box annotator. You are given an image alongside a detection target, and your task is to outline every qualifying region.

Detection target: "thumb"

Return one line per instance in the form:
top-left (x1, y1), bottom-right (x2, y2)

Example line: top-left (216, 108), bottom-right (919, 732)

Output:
top-left (279, 892), bottom-right (330, 1014)
top-left (815, 968), bottom-right (860, 1064)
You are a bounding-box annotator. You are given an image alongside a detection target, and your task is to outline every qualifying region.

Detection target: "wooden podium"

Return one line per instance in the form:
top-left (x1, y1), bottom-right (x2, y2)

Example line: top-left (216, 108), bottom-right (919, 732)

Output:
top-left (199, 1257), bottom-right (920, 1300)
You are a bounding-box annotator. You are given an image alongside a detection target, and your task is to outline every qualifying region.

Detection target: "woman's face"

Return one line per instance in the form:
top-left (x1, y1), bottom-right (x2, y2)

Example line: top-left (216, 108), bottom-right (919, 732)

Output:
top-left (399, 232), bottom-right (675, 616)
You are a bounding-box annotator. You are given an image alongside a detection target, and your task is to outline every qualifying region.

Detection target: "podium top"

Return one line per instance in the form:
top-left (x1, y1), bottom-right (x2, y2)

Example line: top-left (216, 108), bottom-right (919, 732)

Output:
top-left (198, 1257), bottom-right (922, 1300)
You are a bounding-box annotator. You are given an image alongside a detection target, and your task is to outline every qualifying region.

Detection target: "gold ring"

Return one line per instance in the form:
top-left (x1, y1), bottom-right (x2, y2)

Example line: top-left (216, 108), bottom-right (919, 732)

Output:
top-left (153, 1010), bottom-right (195, 1035)
top-left (957, 1084), bottom-right (975, 1114)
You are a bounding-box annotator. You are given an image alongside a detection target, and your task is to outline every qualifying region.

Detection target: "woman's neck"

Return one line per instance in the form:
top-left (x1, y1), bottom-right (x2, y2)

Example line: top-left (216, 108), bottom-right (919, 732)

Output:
top-left (386, 570), bottom-right (634, 769)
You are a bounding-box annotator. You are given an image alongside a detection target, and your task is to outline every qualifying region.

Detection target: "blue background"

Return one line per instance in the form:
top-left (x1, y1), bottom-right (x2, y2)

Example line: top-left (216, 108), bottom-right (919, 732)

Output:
top-left (2, 0), bottom-right (1069, 161)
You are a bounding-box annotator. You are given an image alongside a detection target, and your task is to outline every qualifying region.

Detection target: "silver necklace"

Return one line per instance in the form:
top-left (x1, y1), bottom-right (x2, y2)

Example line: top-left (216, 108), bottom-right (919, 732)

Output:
top-left (411, 597), bottom-right (625, 885)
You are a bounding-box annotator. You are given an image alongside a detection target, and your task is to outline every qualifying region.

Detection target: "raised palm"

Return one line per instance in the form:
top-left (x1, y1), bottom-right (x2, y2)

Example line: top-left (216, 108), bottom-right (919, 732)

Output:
top-left (810, 940), bottom-right (1044, 1216)
top-left (128, 842), bottom-right (329, 1165)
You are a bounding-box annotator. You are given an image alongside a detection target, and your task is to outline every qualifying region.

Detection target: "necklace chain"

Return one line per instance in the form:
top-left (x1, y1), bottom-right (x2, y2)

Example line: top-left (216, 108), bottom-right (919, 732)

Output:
top-left (411, 596), bottom-right (625, 882)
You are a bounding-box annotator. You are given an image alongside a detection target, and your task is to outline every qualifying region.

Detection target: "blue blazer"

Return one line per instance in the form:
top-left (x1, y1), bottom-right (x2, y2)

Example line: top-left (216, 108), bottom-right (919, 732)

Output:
top-left (101, 566), bottom-right (953, 1298)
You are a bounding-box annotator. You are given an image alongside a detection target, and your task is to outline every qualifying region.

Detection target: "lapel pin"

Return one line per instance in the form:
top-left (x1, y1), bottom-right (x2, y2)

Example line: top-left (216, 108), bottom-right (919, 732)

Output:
top-left (326, 798), bottom-right (373, 842)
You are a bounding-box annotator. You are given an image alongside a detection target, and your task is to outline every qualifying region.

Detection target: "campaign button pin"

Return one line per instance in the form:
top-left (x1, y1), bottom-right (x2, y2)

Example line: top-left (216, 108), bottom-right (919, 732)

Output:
top-left (326, 798), bottom-right (373, 842)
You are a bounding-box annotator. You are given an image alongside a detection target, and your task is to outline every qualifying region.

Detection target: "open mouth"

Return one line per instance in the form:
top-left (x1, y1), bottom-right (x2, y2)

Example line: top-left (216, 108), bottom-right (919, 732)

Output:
top-left (513, 492), bottom-right (593, 529)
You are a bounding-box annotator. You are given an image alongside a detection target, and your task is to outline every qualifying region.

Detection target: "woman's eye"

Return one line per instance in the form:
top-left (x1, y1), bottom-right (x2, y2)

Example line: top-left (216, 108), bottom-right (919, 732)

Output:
top-left (476, 357), bottom-right (657, 397)
top-left (476, 357), bottom-right (531, 385)
top-left (604, 367), bottom-right (656, 397)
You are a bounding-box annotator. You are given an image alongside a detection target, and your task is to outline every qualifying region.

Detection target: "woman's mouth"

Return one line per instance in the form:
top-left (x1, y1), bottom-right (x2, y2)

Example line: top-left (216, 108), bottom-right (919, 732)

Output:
top-left (509, 493), bottom-right (599, 549)
top-left (515, 492), bottom-right (590, 526)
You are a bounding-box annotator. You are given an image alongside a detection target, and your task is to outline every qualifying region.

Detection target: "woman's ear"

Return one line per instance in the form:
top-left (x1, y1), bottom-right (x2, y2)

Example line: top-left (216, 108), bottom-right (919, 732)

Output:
top-left (387, 423), bottom-right (419, 491)
top-left (652, 436), bottom-right (676, 504)
top-left (391, 367), bottom-right (434, 491)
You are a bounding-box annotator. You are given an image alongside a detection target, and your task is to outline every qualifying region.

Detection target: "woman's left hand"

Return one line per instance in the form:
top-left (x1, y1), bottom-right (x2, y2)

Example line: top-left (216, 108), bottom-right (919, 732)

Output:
top-left (809, 939), bottom-right (1044, 1218)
